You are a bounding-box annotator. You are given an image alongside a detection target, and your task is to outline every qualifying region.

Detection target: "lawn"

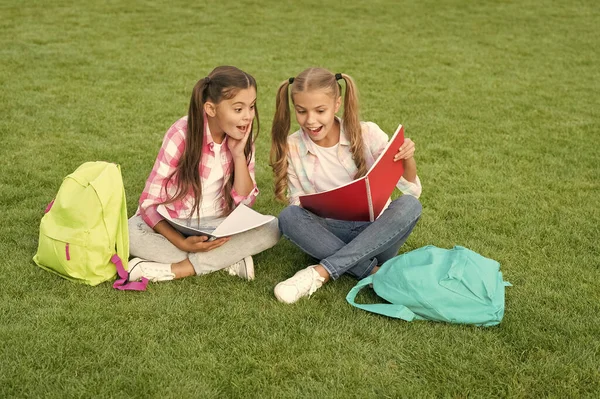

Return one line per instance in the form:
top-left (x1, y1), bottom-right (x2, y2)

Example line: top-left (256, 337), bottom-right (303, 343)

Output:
top-left (1, 0), bottom-right (599, 397)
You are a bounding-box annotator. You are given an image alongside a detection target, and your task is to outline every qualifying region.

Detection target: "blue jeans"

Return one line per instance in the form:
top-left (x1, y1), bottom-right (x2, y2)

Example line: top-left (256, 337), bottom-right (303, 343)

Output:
top-left (279, 195), bottom-right (422, 280)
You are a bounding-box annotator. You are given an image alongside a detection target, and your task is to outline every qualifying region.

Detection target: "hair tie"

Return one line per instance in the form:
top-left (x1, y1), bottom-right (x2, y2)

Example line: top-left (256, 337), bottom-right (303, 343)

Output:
top-left (288, 77), bottom-right (295, 84)
top-left (205, 76), bottom-right (211, 84)
top-left (335, 73), bottom-right (343, 81)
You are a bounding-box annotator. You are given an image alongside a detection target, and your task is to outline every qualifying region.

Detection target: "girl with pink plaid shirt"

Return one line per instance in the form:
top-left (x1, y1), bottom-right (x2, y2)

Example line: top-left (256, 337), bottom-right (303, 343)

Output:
top-left (127, 66), bottom-right (280, 283)
top-left (270, 67), bottom-right (422, 304)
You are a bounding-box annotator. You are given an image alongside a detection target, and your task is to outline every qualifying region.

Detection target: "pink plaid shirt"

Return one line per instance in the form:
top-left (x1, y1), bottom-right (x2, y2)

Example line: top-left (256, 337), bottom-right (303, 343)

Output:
top-left (137, 116), bottom-right (259, 228)
top-left (286, 119), bottom-right (422, 206)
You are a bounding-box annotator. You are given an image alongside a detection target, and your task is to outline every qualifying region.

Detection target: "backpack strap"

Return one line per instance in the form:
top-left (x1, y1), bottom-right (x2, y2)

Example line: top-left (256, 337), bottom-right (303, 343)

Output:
top-left (111, 254), bottom-right (149, 291)
top-left (114, 165), bottom-right (131, 273)
top-left (110, 165), bottom-right (148, 291)
top-left (346, 275), bottom-right (424, 321)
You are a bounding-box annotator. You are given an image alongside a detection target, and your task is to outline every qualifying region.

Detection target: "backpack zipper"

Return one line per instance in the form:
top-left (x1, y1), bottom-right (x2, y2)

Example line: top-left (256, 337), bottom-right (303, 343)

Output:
top-left (45, 200), bottom-right (54, 213)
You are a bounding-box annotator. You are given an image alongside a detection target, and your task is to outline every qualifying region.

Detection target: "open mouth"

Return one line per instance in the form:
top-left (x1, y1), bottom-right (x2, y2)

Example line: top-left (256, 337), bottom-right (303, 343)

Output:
top-left (237, 124), bottom-right (250, 133)
top-left (306, 126), bottom-right (323, 135)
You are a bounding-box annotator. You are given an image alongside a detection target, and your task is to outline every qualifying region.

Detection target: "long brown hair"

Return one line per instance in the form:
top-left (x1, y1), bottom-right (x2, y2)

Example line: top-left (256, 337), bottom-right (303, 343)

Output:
top-left (164, 66), bottom-right (259, 216)
top-left (270, 67), bottom-right (364, 203)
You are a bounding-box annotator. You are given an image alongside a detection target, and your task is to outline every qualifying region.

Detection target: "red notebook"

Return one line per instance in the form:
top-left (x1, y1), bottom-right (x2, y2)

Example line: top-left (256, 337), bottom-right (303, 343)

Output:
top-left (299, 124), bottom-right (405, 222)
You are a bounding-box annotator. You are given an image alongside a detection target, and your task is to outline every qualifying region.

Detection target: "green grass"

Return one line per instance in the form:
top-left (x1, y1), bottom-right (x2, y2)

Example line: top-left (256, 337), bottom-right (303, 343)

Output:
top-left (1, 0), bottom-right (599, 397)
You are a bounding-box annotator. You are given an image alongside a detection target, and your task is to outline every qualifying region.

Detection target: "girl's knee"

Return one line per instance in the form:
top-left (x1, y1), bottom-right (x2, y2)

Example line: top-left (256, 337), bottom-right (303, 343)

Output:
top-left (245, 218), bottom-right (281, 250)
top-left (405, 195), bottom-right (422, 215)
top-left (391, 195), bottom-right (422, 219)
top-left (278, 205), bottom-right (304, 234)
top-left (264, 218), bottom-right (282, 246)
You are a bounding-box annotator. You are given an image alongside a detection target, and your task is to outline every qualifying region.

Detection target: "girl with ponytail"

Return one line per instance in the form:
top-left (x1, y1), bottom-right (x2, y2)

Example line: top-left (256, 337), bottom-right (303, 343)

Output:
top-left (270, 67), bottom-right (422, 304)
top-left (128, 66), bottom-right (279, 283)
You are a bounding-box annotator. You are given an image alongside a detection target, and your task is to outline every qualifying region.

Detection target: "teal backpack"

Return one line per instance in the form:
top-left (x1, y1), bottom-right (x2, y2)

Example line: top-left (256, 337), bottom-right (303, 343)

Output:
top-left (346, 245), bottom-right (511, 326)
top-left (33, 162), bottom-right (148, 291)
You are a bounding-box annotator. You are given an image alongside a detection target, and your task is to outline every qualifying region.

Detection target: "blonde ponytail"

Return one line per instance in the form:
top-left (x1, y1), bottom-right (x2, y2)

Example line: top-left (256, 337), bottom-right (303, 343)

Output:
top-left (338, 73), bottom-right (367, 179)
top-left (270, 80), bottom-right (292, 203)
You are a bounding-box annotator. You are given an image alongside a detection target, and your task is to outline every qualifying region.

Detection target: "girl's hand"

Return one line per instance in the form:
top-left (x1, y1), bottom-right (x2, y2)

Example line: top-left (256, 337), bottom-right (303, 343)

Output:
top-left (394, 138), bottom-right (415, 162)
top-left (227, 129), bottom-right (251, 160)
top-left (181, 235), bottom-right (230, 252)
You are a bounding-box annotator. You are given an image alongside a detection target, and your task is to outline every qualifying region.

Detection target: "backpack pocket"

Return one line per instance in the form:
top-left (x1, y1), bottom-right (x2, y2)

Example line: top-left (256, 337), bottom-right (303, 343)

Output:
top-left (34, 221), bottom-right (90, 283)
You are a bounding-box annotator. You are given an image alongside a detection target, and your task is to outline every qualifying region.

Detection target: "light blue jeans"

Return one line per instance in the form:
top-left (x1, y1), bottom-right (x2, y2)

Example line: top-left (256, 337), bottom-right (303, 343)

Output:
top-left (278, 196), bottom-right (422, 280)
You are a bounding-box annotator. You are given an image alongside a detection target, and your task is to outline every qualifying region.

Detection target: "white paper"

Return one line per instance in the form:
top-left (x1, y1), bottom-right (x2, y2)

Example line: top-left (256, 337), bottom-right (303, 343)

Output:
top-left (157, 204), bottom-right (275, 238)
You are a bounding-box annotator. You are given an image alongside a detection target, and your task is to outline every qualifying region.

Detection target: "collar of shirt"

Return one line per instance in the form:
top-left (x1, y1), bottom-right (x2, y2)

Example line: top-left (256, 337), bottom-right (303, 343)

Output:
top-left (295, 116), bottom-right (357, 187)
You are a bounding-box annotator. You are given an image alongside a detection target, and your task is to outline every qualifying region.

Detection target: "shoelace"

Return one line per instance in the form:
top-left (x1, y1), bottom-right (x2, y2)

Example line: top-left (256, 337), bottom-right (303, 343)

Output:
top-left (127, 259), bottom-right (150, 282)
top-left (130, 260), bottom-right (174, 282)
top-left (228, 260), bottom-right (244, 273)
top-left (306, 268), bottom-right (325, 296)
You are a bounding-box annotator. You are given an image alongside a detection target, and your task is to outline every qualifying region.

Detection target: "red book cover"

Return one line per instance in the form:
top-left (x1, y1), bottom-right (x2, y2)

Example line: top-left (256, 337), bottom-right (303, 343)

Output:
top-left (299, 124), bottom-right (405, 221)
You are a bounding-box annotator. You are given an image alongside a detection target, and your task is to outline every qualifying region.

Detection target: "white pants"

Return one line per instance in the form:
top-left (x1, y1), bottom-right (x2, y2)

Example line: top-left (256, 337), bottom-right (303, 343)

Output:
top-left (128, 215), bottom-right (280, 275)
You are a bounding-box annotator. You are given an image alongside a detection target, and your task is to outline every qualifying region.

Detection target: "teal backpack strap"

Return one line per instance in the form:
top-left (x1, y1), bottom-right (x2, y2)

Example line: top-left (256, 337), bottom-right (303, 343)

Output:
top-left (346, 276), bottom-right (423, 321)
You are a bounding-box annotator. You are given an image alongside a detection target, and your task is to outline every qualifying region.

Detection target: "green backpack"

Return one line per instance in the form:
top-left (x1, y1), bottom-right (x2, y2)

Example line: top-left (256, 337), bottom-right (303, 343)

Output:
top-left (33, 162), bottom-right (147, 290)
top-left (346, 245), bottom-right (511, 326)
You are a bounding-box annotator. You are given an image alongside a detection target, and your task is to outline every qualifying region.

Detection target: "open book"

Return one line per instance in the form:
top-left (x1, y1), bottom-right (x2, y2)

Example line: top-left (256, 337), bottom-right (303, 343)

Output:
top-left (157, 203), bottom-right (275, 239)
top-left (299, 124), bottom-right (405, 222)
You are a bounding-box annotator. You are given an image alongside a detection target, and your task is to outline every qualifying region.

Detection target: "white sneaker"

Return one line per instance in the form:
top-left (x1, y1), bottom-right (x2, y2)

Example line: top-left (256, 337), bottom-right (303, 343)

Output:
top-left (226, 256), bottom-right (254, 281)
top-left (274, 266), bottom-right (325, 304)
top-left (128, 257), bottom-right (175, 282)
